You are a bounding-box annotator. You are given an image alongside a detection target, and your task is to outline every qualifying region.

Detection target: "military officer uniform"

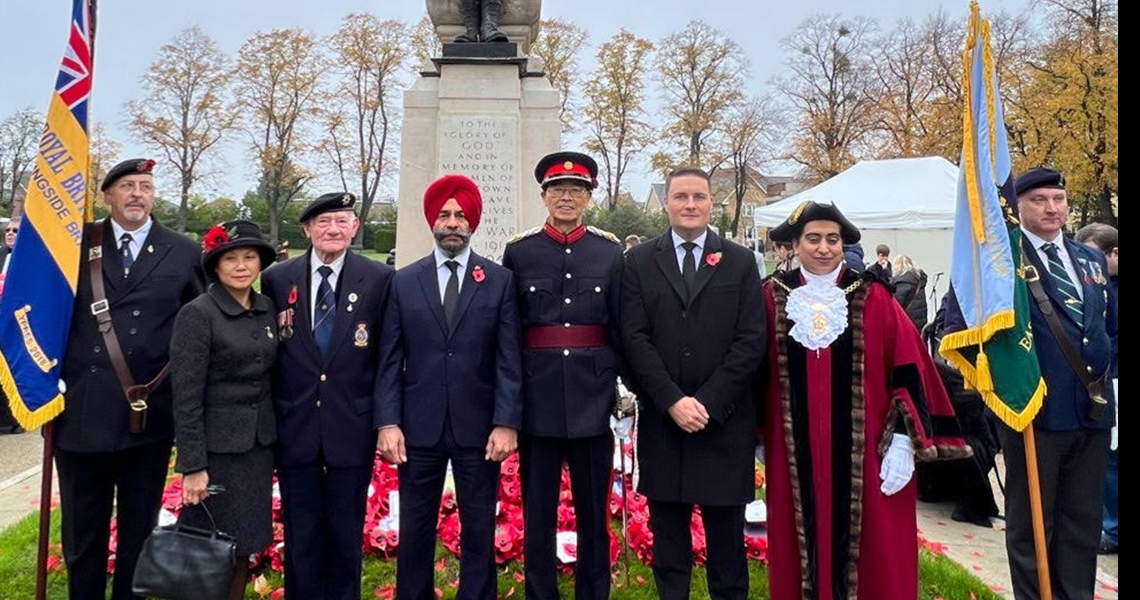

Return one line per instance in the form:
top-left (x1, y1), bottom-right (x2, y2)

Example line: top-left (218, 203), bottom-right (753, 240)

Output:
top-left (502, 152), bottom-right (623, 600)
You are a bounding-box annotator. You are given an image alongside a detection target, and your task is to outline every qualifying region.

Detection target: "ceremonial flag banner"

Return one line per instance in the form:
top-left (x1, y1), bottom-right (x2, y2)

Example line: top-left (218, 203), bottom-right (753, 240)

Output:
top-left (939, 2), bottom-right (1046, 432)
top-left (0, 0), bottom-right (93, 429)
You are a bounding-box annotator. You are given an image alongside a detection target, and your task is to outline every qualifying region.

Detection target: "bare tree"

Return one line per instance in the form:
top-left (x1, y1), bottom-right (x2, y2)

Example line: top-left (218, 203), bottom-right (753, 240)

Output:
top-left (324, 13), bottom-right (411, 246)
top-left (870, 18), bottom-right (943, 158)
top-left (776, 14), bottom-right (881, 181)
top-left (654, 20), bottom-right (748, 171)
top-left (87, 122), bottom-right (122, 217)
top-left (531, 19), bottom-right (588, 132)
top-left (411, 13), bottom-right (442, 69)
top-left (725, 96), bottom-right (782, 236)
top-left (583, 29), bottom-right (655, 208)
top-left (126, 26), bottom-right (236, 232)
top-left (0, 107), bottom-right (43, 211)
top-left (234, 29), bottom-right (325, 243)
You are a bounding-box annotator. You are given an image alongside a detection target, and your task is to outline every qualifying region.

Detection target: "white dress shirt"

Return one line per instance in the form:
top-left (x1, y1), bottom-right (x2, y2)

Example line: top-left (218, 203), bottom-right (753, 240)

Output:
top-left (434, 246), bottom-right (471, 302)
top-left (671, 229), bottom-right (708, 275)
top-left (110, 217), bottom-right (154, 265)
top-left (1021, 227), bottom-right (1083, 301)
top-left (310, 251), bottom-right (347, 326)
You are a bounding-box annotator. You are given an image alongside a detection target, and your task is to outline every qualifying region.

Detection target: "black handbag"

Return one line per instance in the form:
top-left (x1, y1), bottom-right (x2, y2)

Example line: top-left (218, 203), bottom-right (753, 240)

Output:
top-left (132, 500), bottom-right (237, 600)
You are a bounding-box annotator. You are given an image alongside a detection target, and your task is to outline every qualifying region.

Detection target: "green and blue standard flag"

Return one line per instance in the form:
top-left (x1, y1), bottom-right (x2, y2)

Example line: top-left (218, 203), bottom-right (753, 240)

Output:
top-left (939, 2), bottom-right (1046, 432)
top-left (0, 0), bottom-right (94, 429)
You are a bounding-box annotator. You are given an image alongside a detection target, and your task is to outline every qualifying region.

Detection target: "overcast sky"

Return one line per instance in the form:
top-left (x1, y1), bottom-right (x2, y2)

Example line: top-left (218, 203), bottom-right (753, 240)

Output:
top-left (1, 0), bottom-right (1035, 206)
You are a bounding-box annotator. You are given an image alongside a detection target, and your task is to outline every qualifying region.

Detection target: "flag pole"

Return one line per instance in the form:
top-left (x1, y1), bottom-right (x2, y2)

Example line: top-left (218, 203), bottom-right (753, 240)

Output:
top-left (34, 424), bottom-right (56, 600)
top-left (1023, 426), bottom-right (1053, 600)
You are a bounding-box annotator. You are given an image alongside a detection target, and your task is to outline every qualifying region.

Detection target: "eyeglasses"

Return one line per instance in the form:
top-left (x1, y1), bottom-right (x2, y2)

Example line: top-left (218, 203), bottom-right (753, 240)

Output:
top-left (5, 228), bottom-right (16, 234)
top-left (545, 187), bottom-right (589, 199)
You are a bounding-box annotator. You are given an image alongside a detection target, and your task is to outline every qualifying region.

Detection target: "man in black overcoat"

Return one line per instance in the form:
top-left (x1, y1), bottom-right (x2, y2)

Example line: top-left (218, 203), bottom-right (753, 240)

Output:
top-left (620, 167), bottom-right (766, 600)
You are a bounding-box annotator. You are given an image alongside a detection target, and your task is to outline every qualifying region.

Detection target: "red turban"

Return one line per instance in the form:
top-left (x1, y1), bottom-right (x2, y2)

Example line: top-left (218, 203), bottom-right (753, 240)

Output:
top-left (423, 174), bottom-right (483, 232)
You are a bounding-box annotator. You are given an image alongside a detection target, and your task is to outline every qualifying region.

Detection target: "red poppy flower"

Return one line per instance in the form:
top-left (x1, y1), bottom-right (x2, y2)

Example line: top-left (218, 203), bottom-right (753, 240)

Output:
top-left (472, 265), bottom-right (486, 283)
top-left (706, 251), bottom-right (722, 267)
top-left (202, 225), bottom-right (230, 253)
top-left (287, 285), bottom-right (298, 305)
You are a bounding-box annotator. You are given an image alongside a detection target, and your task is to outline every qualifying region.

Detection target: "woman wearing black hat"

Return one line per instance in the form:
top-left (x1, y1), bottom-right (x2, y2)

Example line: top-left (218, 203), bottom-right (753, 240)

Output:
top-left (759, 201), bottom-right (969, 600)
top-left (169, 220), bottom-right (279, 599)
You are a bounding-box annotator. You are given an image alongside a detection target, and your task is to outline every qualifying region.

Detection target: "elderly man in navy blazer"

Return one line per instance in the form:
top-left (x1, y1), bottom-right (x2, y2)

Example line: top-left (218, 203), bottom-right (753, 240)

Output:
top-left (377, 174), bottom-right (523, 600)
top-left (261, 192), bottom-right (394, 600)
top-left (1002, 168), bottom-right (1116, 600)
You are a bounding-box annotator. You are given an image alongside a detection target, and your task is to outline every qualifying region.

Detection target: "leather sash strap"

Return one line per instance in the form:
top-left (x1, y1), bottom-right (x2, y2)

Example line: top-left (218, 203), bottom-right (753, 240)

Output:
top-left (1021, 247), bottom-right (1108, 421)
top-left (88, 221), bottom-right (169, 433)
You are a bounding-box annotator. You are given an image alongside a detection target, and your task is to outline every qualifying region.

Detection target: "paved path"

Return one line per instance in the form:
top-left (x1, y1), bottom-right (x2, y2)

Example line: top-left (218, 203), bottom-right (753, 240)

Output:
top-left (916, 453), bottom-right (1118, 599)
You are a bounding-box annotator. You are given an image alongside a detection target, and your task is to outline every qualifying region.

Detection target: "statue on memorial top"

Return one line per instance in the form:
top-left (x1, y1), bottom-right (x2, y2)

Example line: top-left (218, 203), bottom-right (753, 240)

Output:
top-left (455, 0), bottom-right (509, 43)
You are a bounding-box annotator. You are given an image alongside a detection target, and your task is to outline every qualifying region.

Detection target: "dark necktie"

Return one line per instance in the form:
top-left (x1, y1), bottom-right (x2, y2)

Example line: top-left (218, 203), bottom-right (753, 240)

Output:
top-left (443, 260), bottom-right (460, 332)
top-left (120, 233), bottom-right (134, 275)
top-left (1041, 242), bottom-right (1083, 322)
top-left (314, 265), bottom-right (336, 358)
top-left (681, 242), bottom-right (697, 298)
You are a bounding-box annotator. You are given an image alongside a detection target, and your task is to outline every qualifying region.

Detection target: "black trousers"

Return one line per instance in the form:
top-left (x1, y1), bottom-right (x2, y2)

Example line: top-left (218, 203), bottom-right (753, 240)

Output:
top-left (55, 440), bottom-right (173, 600)
top-left (520, 432), bottom-right (613, 600)
top-left (279, 459), bottom-right (372, 600)
top-left (1001, 427), bottom-right (1110, 600)
top-left (397, 421), bottom-right (499, 600)
top-left (647, 501), bottom-right (748, 600)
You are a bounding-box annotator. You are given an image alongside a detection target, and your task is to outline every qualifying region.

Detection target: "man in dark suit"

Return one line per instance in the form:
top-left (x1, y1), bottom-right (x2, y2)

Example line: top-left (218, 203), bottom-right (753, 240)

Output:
top-left (1003, 168), bottom-right (1116, 600)
top-left (502, 152), bottom-right (623, 600)
top-left (260, 192), bottom-right (394, 600)
top-left (620, 167), bottom-right (766, 600)
top-left (377, 174), bottom-right (522, 600)
top-left (54, 158), bottom-right (206, 600)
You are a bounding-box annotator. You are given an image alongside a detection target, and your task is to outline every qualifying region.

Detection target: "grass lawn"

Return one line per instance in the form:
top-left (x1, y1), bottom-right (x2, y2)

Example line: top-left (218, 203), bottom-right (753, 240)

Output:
top-left (0, 509), bottom-right (1003, 600)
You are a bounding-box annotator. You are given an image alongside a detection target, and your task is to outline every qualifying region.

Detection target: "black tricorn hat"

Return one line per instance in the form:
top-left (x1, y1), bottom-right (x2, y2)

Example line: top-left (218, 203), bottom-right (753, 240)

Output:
top-left (769, 200), bottom-right (861, 245)
top-left (201, 220), bottom-right (277, 280)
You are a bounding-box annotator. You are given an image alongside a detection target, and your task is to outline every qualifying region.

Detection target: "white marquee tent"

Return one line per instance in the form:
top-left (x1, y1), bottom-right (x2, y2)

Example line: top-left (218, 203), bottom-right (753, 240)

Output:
top-left (754, 156), bottom-right (960, 316)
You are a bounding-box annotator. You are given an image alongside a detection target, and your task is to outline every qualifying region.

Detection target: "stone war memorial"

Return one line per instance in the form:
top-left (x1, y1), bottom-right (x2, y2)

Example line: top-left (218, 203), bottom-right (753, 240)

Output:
top-left (394, 0), bottom-right (559, 266)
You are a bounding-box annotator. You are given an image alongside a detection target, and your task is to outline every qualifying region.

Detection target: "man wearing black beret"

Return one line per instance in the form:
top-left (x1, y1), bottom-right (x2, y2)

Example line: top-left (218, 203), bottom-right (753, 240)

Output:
top-left (54, 158), bottom-right (207, 600)
top-left (1003, 168), bottom-right (1116, 600)
top-left (260, 192), bottom-right (395, 600)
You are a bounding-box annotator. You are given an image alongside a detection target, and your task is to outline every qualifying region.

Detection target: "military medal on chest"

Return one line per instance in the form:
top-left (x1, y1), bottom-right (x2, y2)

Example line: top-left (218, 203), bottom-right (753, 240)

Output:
top-left (354, 323), bottom-right (369, 347)
top-left (277, 284), bottom-right (298, 340)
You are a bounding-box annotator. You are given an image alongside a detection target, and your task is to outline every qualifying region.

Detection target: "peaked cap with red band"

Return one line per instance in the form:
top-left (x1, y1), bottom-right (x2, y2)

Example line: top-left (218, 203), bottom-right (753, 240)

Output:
top-left (534, 151), bottom-right (598, 190)
top-left (424, 174), bottom-right (483, 232)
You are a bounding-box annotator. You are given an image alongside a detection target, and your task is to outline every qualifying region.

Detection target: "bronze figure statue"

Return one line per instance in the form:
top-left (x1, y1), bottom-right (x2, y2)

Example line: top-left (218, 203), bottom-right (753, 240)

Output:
top-left (455, 0), bottom-right (509, 43)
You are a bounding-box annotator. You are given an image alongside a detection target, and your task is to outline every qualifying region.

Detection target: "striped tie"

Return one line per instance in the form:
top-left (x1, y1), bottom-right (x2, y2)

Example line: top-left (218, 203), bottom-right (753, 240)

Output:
top-left (1041, 242), bottom-right (1083, 322)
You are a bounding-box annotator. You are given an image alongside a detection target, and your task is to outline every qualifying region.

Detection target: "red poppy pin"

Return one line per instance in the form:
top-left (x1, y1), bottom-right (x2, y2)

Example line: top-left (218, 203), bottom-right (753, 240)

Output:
top-left (706, 252), bottom-right (722, 267)
top-left (202, 225), bottom-right (230, 253)
top-left (472, 265), bottom-right (486, 283)
top-left (287, 284), bottom-right (299, 306)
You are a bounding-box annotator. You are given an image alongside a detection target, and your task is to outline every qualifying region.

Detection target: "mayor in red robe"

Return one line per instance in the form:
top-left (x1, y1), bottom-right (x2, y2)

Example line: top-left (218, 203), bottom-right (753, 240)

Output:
top-left (760, 201), bottom-right (971, 600)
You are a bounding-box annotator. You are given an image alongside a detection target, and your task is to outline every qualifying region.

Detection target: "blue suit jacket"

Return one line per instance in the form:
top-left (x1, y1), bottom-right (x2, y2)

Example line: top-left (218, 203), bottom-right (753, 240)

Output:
top-left (261, 250), bottom-right (394, 468)
top-left (376, 252), bottom-right (523, 448)
top-left (1024, 236), bottom-right (1116, 431)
